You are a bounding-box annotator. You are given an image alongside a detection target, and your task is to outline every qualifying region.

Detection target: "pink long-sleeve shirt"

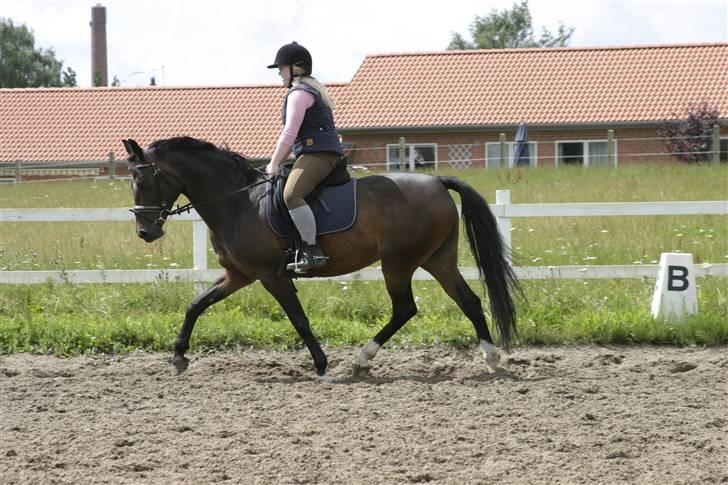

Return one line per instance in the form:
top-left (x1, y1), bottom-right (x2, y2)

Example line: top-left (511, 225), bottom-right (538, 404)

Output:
top-left (269, 88), bottom-right (315, 167)
top-left (279, 89), bottom-right (315, 146)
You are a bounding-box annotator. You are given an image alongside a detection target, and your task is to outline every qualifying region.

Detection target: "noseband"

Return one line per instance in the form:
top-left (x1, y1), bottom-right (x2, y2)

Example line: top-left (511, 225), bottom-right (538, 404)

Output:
top-left (129, 161), bottom-right (176, 225)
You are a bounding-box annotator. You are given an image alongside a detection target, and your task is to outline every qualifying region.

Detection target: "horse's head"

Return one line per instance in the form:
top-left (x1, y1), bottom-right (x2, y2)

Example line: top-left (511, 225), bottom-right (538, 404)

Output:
top-left (122, 139), bottom-right (182, 242)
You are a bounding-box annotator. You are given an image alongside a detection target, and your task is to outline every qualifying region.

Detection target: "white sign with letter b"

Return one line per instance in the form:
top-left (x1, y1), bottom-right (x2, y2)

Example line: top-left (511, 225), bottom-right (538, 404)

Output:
top-left (651, 253), bottom-right (698, 320)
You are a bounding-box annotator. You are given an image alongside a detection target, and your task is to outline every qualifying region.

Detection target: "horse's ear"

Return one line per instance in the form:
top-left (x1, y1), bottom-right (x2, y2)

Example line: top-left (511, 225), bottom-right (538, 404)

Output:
top-left (121, 139), bottom-right (133, 156)
top-left (124, 139), bottom-right (146, 162)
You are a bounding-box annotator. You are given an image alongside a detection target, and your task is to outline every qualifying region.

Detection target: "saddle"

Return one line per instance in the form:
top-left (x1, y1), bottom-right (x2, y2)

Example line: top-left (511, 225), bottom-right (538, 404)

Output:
top-left (265, 156), bottom-right (357, 276)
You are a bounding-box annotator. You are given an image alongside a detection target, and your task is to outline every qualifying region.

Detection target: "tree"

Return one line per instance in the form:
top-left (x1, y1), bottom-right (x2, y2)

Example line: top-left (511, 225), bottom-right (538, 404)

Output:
top-left (448, 0), bottom-right (574, 50)
top-left (0, 17), bottom-right (77, 87)
top-left (61, 67), bottom-right (77, 87)
top-left (658, 101), bottom-right (720, 163)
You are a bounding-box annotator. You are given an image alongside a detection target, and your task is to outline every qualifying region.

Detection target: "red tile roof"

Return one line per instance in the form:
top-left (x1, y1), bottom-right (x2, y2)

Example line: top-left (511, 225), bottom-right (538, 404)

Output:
top-left (0, 84), bottom-right (345, 162)
top-left (1, 43), bottom-right (726, 162)
top-left (336, 42), bottom-right (728, 129)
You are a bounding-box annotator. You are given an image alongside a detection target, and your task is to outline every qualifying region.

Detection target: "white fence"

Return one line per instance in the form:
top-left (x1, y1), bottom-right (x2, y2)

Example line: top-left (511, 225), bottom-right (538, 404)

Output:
top-left (1, 190), bottom-right (726, 284)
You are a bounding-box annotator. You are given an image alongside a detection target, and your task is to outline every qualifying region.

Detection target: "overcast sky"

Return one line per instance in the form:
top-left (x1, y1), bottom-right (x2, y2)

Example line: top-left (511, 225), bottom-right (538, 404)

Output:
top-left (2, 0), bottom-right (727, 88)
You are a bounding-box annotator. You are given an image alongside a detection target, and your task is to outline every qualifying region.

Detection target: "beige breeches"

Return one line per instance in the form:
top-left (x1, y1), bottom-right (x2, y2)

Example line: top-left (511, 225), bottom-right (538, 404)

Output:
top-left (283, 152), bottom-right (340, 209)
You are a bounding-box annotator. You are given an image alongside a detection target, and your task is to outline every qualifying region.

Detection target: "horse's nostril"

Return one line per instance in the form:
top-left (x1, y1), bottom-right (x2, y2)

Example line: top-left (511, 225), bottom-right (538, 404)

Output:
top-left (138, 229), bottom-right (149, 239)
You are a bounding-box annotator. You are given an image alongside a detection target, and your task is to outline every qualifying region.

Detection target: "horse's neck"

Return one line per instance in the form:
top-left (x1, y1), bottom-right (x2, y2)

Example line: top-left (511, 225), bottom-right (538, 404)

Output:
top-left (174, 158), bottom-right (262, 238)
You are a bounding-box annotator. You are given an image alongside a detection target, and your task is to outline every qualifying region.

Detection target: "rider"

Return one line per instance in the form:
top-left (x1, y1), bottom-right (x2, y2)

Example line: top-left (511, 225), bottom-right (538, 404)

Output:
top-left (266, 41), bottom-right (343, 273)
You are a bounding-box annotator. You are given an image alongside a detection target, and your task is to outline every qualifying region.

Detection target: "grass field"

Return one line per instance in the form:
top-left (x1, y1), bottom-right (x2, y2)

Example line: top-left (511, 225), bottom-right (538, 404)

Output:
top-left (1, 163), bottom-right (726, 353)
top-left (1, 164), bottom-right (726, 270)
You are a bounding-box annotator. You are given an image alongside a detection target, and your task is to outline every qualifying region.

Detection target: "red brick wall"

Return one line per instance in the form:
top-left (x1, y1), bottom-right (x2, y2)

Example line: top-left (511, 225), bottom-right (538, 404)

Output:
top-left (340, 126), bottom-right (721, 168)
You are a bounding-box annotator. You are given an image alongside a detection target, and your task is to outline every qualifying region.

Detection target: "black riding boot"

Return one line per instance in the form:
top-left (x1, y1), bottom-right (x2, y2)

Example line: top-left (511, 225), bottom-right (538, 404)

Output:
top-left (287, 242), bottom-right (329, 273)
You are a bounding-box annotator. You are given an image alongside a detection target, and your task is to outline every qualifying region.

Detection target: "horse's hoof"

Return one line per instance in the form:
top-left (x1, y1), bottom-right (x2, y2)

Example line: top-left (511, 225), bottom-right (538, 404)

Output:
top-left (487, 362), bottom-right (503, 373)
top-left (316, 373), bottom-right (332, 382)
top-left (485, 354), bottom-right (503, 372)
top-left (351, 363), bottom-right (371, 379)
top-left (172, 355), bottom-right (189, 375)
top-left (480, 341), bottom-right (503, 372)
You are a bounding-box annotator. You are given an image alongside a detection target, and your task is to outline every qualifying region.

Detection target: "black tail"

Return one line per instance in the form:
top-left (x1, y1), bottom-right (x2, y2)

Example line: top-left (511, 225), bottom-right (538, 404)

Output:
top-left (440, 176), bottom-right (521, 351)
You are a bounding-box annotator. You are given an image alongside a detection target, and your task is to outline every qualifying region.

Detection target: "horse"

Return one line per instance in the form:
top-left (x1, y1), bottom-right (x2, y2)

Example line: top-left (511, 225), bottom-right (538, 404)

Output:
top-left (122, 136), bottom-right (521, 378)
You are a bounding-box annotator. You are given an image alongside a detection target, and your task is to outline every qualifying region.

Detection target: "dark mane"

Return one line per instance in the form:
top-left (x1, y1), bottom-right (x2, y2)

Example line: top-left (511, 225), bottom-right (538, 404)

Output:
top-left (148, 136), bottom-right (262, 181)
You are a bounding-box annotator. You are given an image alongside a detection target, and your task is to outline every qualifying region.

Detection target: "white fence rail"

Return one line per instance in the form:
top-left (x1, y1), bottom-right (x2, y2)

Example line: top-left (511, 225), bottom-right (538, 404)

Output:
top-left (1, 190), bottom-right (726, 285)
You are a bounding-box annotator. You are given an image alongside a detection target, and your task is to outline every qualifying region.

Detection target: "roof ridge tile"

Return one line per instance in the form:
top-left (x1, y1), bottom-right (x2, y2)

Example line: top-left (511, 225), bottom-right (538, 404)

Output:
top-left (365, 41), bottom-right (728, 58)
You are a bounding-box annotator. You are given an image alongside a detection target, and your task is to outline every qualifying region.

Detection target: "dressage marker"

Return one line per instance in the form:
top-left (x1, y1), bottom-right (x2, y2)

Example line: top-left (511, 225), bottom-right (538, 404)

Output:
top-left (651, 252), bottom-right (698, 320)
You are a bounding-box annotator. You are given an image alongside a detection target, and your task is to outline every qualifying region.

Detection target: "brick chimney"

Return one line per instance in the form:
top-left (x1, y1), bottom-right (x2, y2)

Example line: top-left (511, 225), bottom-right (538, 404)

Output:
top-left (90, 4), bottom-right (108, 86)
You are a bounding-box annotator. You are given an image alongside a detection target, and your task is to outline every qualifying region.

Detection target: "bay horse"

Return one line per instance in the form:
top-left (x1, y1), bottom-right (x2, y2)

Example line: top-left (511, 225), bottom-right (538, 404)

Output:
top-left (122, 137), bottom-right (521, 378)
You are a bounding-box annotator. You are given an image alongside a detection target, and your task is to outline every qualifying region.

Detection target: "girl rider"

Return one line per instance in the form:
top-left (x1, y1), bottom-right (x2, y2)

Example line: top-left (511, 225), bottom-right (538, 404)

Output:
top-left (266, 41), bottom-right (343, 273)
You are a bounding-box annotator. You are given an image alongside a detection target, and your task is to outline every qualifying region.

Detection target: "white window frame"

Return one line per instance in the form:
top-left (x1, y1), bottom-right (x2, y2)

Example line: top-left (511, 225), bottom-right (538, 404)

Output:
top-left (386, 143), bottom-right (438, 171)
top-left (554, 139), bottom-right (619, 168)
top-left (485, 141), bottom-right (539, 168)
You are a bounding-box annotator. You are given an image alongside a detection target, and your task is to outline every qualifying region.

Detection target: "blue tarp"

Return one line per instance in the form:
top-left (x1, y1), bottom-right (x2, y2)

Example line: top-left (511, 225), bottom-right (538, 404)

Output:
top-left (513, 122), bottom-right (530, 167)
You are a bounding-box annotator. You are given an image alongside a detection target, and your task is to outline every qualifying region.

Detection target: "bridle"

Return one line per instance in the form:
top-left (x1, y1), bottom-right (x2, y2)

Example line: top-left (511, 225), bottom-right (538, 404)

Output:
top-left (128, 159), bottom-right (272, 225)
top-left (128, 161), bottom-right (176, 225)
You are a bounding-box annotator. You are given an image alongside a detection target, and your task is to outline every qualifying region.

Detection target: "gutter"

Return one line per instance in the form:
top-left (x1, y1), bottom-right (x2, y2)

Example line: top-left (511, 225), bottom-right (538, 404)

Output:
top-left (337, 119), bottom-right (728, 134)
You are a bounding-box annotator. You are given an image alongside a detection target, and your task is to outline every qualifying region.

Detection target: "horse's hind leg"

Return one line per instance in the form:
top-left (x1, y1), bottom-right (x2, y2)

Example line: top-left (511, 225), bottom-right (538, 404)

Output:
top-left (421, 233), bottom-right (502, 371)
top-left (174, 270), bottom-right (253, 374)
top-left (353, 265), bottom-right (417, 378)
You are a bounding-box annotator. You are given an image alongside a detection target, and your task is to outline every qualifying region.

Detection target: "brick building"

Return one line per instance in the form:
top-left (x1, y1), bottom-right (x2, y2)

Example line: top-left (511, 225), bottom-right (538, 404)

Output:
top-left (1, 42), bottom-right (726, 176)
top-left (335, 43), bottom-right (728, 169)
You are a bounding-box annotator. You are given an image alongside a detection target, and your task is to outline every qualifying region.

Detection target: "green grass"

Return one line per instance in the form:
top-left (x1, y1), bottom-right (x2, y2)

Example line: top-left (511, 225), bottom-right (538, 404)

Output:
top-left (0, 278), bottom-right (726, 355)
top-left (1, 163), bottom-right (727, 354)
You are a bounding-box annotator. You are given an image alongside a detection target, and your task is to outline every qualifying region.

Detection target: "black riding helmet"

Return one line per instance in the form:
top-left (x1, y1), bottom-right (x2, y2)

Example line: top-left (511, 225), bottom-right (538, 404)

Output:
top-left (267, 41), bottom-right (312, 75)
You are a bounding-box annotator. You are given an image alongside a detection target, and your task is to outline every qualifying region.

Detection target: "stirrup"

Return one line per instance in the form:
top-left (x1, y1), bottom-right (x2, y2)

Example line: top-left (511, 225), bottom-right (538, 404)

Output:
top-left (286, 244), bottom-right (329, 273)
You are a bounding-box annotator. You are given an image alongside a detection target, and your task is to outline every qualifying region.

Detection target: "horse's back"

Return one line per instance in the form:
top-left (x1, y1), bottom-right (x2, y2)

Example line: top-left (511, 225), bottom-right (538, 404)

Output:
top-left (355, 172), bottom-right (459, 248)
top-left (357, 172), bottom-right (457, 218)
top-left (306, 173), bottom-right (458, 277)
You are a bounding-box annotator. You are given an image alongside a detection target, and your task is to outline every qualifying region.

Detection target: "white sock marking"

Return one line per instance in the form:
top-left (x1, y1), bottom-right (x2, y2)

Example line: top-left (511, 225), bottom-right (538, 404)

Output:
top-left (480, 340), bottom-right (501, 369)
top-left (357, 341), bottom-right (381, 368)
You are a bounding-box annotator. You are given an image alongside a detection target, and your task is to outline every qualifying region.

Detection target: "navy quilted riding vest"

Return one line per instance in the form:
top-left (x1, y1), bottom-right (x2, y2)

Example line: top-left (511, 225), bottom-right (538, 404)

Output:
top-left (281, 82), bottom-right (343, 157)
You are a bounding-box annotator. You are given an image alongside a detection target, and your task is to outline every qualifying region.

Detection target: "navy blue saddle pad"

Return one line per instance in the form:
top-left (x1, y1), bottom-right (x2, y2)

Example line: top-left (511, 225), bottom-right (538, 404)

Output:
top-left (265, 178), bottom-right (358, 239)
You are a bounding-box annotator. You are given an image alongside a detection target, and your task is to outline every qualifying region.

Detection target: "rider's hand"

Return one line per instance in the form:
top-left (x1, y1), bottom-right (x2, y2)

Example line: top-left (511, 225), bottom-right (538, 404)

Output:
top-left (265, 161), bottom-right (279, 177)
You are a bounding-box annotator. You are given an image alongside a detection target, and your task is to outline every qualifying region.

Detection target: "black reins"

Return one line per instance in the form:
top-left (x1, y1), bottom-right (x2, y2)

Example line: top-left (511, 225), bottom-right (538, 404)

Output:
top-left (129, 160), bottom-right (272, 225)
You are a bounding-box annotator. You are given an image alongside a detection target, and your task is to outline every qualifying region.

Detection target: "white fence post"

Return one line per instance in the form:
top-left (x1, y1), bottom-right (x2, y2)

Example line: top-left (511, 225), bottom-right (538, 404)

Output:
top-left (192, 219), bottom-right (208, 270)
top-left (496, 189), bottom-right (512, 249)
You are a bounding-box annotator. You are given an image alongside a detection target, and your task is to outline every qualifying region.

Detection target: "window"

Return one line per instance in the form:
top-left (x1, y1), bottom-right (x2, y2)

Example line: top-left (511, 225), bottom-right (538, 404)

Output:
top-left (485, 142), bottom-right (538, 168)
top-left (386, 143), bottom-right (437, 170)
top-left (557, 142), bottom-right (584, 165)
top-left (720, 138), bottom-right (728, 162)
top-left (556, 140), bottom-right (617, 167)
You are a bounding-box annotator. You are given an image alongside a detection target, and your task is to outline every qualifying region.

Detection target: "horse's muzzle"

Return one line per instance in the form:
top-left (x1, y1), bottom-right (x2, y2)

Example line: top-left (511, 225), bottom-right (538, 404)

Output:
top-left (137, 227), bottom-right (163, 242)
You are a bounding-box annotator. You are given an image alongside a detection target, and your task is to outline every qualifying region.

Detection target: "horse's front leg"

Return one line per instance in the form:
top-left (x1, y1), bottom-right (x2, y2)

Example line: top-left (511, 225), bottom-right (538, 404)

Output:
top-left (260, 277), bottom-right (328, 377)
top-left (173, 271), bottom-right (253, 374)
